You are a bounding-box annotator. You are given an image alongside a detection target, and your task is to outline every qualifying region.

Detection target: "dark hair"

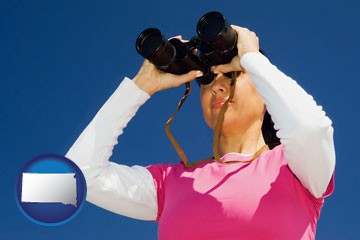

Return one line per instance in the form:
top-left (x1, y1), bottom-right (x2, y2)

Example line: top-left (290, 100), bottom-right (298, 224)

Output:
top-left (262, 110), bottom-right (281, 149)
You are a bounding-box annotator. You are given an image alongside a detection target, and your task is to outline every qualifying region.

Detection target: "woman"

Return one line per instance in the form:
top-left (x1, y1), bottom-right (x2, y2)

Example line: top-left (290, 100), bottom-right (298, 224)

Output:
top-left (66, 26), bottom-right (335, 239)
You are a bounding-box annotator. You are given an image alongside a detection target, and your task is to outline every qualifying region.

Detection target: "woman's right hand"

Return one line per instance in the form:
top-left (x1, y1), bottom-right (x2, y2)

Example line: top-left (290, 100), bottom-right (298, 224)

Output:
top-left (212, 25), bottom-right (260, 74)
top-left (133, 59), bottom-right (203, 96)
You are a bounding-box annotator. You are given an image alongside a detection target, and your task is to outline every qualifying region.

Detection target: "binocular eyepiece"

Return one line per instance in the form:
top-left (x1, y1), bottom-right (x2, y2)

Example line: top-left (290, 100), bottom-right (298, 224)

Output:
top-left (136, 11), bottom-right (238, 85)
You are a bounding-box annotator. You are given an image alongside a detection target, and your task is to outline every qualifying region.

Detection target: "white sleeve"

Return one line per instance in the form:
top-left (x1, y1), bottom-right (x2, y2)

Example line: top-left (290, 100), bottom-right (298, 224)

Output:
top-left (65, 77), bottom-right (158, 220)
top-left (241, 52), bottom-right (335, 198)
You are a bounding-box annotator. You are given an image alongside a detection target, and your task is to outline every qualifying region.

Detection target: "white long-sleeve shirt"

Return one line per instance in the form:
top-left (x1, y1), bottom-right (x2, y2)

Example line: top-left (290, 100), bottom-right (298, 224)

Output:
top-left (65, 52), bottom-right (335, 221)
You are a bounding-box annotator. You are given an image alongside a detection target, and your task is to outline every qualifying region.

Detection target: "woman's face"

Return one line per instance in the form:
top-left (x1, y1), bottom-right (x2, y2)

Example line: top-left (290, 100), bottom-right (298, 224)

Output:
top-left (200, 72), bottom-right (265, 135)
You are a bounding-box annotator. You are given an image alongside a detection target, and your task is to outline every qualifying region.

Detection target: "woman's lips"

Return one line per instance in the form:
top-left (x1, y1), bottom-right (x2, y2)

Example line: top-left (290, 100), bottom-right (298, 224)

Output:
top-left (211, 99), bottom-right (233, 109)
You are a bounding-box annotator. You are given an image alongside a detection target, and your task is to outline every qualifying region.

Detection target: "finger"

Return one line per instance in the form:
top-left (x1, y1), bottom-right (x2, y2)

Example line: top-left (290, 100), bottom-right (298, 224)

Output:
top-left (172, 70), bottom-right (203, 86)
top-left (212, 64), bottom-right (238, 74)
top-left (169, 35), bottom-right (190, 43)
top-left (192, 48), bottom-right (198, 54)
top-left (231, 25), bottom-right (253, 34)
top-left (230, 25), bottom-right (245, 31)
top-left (231, 25), bottom-right (257, 36)
top-left (170, 35), bottom-right (182, 40)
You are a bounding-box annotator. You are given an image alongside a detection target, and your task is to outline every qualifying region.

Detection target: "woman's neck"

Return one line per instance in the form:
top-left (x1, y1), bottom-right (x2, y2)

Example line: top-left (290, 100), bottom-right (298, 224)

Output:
top-left (218, 125), bottom-right (266, 156)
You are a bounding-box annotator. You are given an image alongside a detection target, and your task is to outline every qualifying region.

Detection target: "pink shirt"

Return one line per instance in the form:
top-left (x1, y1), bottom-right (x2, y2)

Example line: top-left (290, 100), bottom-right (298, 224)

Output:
top-left (147, 145), bottom-right (334, 240)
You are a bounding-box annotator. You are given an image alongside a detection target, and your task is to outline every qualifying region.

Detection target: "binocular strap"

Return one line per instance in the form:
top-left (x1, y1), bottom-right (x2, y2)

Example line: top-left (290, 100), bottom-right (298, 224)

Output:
top-left (212, 72), bottom-right (237, 162)
top-left (165, 82), bottom-right (191, 165)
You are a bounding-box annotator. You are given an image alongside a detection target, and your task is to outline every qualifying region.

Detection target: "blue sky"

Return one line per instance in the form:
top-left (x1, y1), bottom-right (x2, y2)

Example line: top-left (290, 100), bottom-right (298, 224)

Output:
top-left (1, 0), bottom-right (359, 239)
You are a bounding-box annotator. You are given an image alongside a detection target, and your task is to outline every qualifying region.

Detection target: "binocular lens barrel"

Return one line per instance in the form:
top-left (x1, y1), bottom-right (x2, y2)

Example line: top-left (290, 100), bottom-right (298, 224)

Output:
top-left (136, 28), bottom-right (175, 67)
top-left (197, 11), bottom-right (237, 53)
top-left (197, 11), bottom-right (226, 40)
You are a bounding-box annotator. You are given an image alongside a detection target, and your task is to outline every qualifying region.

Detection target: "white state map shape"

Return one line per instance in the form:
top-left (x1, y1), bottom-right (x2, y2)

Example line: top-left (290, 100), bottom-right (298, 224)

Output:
top-left (21, 173), bottom-right (77, 207)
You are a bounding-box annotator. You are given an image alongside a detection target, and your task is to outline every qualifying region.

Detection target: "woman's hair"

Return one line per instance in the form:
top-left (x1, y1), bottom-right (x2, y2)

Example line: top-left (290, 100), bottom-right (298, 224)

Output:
top-left (262, 110), bottom-right (281, 149)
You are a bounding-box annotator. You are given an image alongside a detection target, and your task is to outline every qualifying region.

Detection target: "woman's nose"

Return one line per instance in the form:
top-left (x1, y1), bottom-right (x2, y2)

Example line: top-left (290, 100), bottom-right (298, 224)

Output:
top-left (211, 77), bottom-right (229, 95)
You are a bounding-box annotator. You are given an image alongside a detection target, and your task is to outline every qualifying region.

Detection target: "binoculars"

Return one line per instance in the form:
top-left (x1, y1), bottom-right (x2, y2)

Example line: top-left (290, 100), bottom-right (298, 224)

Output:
top-left (136, 11), bottom-right (238, 85)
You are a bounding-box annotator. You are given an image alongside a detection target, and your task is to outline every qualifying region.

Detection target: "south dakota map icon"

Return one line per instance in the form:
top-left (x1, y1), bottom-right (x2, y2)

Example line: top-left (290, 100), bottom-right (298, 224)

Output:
top-left (21, 173), bottom-right (78, 207)
top-left (15, 154), bottom-right (87, 226)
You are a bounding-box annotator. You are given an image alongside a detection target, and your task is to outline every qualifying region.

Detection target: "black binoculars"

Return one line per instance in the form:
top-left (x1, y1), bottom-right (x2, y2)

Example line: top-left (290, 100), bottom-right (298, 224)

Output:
top-left (135, 11), bottom-right (238, 85)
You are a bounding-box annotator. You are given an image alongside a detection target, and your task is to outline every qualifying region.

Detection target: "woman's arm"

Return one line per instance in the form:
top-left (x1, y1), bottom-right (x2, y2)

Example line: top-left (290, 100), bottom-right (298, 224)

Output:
top-left (241, 52), bottom-right (335, 198)
top-left (65, 60), bottom-right (200, 220)
top-left (213, 26), bottom-right (335, 198)
top-left (65, 77), bottom-right (158, 220)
